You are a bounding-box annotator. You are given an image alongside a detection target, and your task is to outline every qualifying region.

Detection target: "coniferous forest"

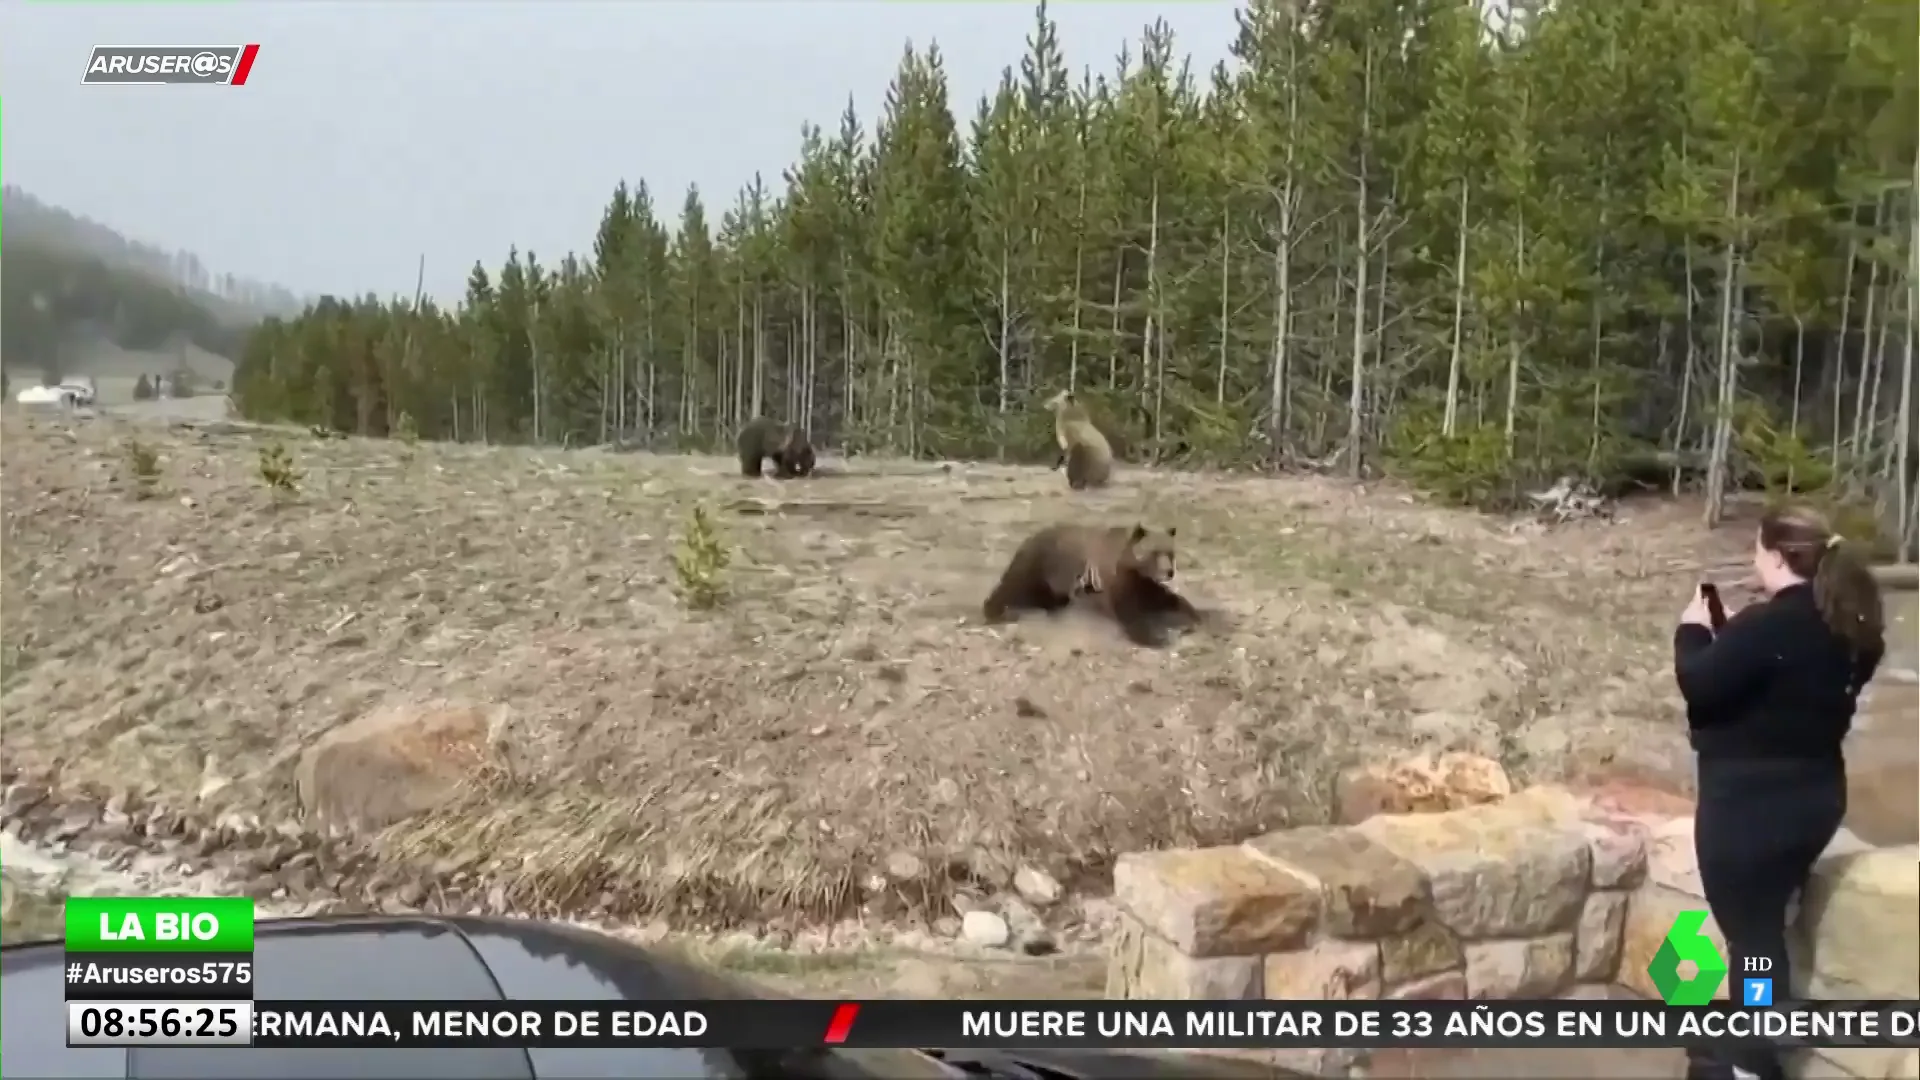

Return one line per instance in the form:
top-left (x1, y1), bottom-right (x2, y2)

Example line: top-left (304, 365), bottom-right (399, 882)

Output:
top-left (230, 0), bottom-right (1920, 548)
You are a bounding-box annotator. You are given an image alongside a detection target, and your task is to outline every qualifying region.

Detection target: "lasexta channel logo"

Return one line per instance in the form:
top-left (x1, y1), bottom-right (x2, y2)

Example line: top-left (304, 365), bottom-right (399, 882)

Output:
top-left (1647, 910), bottom-right (1728, 1006)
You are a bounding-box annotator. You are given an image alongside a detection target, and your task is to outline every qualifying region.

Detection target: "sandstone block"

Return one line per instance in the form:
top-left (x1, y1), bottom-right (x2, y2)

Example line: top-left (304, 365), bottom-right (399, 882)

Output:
top-left (1244, 826), bottom-right (1432, 938)
top-left (1580, 818), bottom-right (1650, 889)
top-left (1798, 847), bottom-right (1920, 1000)
top-left (1106, 914), bottom-right (1261, 999)
top-left (1596, 800), bottom-right (1870, 910)
top-left (1501, 785), bottom-right (1650, 887)
top-left (294, 701), bottom-right (504, 832)
top-left (1381, 918), bottom-right (1463, 983)
top-left (1586, 781), bottom-right (1695, 821)
top-left (1463, 932), bottom-right (1574, 999)
top-left (1355, 802), bottom-right (1589, 939)
top-left (1574, 890), bottom-right (1627, 981)
top-left (1619, 883), bottom-right (1729, 1001)
top-left (1264, 939), bottom-right (1382, 1001)
top-left (1113, 846), bottom-right (1320, 958)
top-left (1559, 983), bottom-right (1618, 1000)
top-left (1644, 815), bottom-right (1704, 895)
top-left (1501, 784), bottom-right (1588, 821)
top-left (1335, 751), bottom-right (1512, 825)
top-left (1386, 971), bottom-right (1466, 1000)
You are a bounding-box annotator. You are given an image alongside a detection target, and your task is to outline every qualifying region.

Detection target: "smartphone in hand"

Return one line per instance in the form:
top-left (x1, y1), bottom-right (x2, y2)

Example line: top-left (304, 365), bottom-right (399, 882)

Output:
top-left (1700, 583), bottom-right (1727, 631)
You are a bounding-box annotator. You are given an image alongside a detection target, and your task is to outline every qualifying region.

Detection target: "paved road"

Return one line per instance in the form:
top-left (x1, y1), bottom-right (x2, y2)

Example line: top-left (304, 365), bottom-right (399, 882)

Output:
top-left (104, 395), bottom-right (233, 423)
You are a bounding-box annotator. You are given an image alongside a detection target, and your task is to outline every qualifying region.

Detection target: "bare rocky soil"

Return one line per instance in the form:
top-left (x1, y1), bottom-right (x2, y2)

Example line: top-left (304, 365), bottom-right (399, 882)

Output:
top-left (1, 410), bottom-right (1757, 948)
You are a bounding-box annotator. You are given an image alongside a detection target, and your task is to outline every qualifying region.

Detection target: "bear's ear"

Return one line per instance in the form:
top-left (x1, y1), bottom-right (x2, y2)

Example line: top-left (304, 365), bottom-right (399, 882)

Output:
top-left (1129, 524), bottom-right (1148, 543)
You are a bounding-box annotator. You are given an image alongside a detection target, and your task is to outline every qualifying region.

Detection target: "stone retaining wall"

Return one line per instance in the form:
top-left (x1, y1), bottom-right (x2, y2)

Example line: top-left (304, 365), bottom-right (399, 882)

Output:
top-left (1106, 783), bottom-right (1919, 1079)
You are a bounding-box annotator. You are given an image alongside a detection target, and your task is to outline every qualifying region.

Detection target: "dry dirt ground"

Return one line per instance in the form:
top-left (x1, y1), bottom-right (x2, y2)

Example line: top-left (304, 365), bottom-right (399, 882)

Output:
top-left (0, 410), bottom-right (1770, 936)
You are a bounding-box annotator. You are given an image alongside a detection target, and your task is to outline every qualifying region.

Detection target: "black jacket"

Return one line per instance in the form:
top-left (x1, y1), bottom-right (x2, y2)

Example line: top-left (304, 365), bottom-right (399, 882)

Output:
top-left (1673, 582), bottom-right (1882, 764)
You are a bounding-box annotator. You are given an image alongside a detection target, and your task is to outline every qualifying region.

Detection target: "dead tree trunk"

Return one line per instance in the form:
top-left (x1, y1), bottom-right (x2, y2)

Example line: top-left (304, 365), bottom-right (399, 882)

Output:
top-left (1344, 47), bottom-right (1374, 479)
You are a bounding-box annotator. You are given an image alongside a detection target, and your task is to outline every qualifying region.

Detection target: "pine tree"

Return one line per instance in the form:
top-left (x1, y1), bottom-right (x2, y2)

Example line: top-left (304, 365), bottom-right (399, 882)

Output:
top-left (871, 44), bottom-right (975, 455)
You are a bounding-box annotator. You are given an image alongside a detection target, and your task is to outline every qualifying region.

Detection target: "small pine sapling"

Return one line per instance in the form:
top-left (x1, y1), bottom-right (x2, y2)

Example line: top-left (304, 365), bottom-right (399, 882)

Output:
top-left (258, 442), bottom-right (302, 500)
top-left (123, 438), bottom-right (161, 499)
top-left (672, 504), bottom-right (732, 610)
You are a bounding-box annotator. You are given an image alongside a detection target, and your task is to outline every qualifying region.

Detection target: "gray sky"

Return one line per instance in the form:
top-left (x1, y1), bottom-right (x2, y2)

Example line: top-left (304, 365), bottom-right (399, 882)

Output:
top-left (3, 2), bottom-right (1238, 305)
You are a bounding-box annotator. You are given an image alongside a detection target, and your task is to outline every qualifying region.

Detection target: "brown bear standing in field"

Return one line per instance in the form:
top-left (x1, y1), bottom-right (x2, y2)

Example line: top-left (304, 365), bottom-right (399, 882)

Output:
top-left (1044, 391), bottom-right (1115, 490)
top-left (736, 417), bottom-right (816, 479)
top-left (982, 522), bottom-right (1201, 646)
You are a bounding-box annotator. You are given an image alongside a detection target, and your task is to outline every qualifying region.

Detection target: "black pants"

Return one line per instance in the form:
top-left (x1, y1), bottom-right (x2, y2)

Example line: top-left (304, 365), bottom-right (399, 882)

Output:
top-left (1688, 757), bottom-right (1846, 1080)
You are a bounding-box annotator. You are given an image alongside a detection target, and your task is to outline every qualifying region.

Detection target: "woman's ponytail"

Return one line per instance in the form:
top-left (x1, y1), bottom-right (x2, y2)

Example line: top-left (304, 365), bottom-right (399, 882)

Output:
top-left (1811, 536), bottom-right (1886, 655)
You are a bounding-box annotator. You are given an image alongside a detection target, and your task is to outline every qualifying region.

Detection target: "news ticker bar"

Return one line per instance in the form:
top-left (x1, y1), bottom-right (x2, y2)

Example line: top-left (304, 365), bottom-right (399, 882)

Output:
top-left (65, 952), bottom-right (254, 1000)
top-left (65, 999), bottom-right (1920, 1050)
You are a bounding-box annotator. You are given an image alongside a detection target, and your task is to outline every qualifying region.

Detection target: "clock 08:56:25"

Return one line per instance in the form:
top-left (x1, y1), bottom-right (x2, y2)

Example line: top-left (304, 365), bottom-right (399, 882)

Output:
top-left (66, 1000), bottom-right (255, 1047)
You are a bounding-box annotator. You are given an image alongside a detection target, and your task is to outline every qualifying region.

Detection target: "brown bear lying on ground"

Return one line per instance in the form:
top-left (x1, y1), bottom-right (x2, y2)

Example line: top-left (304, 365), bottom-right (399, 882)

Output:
top-left (982, 522), bottom-right (1202, 646)
top-left (736, 417), bottom-right (816, 479)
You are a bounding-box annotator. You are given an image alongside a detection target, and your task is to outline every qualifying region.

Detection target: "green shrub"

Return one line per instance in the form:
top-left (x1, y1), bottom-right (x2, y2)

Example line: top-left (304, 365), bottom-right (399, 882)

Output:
top-left (258, 443), bottom-right (301, 499)
top-left (672, 505), bottom-right (732, 610)
top-left (123, 438), bottom-right (160, 499)
top-left (1732, 398), bottom-right (1834, 496)
top-left (1383, 408), bottom-right (1517, 510)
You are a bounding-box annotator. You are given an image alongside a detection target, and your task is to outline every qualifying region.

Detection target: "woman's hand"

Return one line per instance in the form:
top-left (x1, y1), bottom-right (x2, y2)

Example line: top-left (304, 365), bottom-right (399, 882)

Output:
top-left (1680, 588), bottom-right (1718, 630)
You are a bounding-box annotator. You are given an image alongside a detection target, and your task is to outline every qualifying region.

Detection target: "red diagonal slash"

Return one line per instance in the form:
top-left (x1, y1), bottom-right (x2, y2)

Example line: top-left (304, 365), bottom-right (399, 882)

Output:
top-left (822, 1002), bottom-right (861, 1044)
top-left (230, 44), bottom-right (260, 86)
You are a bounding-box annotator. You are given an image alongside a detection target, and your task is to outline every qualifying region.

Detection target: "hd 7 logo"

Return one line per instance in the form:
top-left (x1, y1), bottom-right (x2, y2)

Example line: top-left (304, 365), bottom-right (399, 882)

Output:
top-left (84, 46), bottom-right (261, 86)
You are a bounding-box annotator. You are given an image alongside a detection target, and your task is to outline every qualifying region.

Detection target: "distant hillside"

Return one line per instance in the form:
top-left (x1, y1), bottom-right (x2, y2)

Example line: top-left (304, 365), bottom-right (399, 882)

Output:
top-left (2, 239), bottom-right (245, 375)
top-left (3, 187), bottom-right (309, 324)
top-left (1, 188), bottom-right (308, 381)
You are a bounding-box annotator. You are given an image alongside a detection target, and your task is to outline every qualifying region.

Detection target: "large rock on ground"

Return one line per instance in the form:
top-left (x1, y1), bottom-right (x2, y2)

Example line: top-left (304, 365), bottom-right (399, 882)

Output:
top-left (1798, 846), bottom-right (1920, 999)
top-left (1334, 752), bottom-right (1512, 826)
top-left (295, 701), bottom-right (505, 833)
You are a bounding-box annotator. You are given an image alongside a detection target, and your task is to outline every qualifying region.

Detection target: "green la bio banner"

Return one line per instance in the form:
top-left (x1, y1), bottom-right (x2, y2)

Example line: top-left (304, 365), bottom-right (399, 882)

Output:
top-left (1648, 910), bottom-right (1729, 1006)
top-left (65, 896), bottom-right (255, 952)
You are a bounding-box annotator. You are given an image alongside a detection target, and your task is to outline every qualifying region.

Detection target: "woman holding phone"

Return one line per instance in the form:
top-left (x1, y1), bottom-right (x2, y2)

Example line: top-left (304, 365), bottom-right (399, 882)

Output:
top-left (1675, 506), bottom-right (1886, 1080)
